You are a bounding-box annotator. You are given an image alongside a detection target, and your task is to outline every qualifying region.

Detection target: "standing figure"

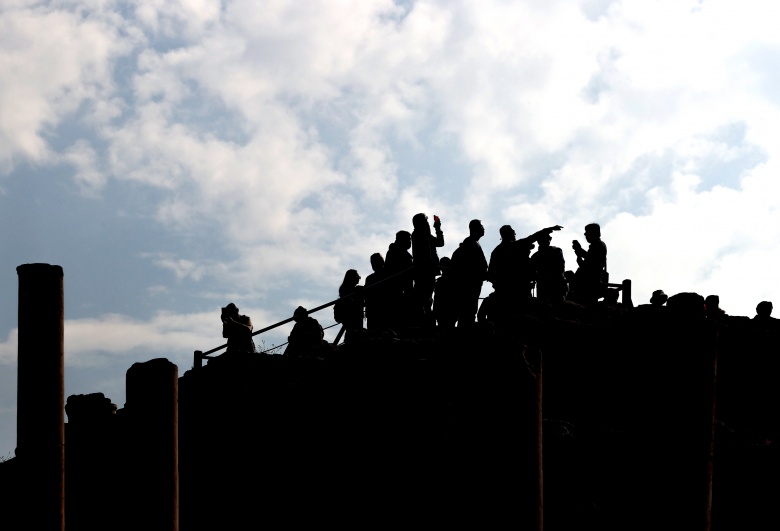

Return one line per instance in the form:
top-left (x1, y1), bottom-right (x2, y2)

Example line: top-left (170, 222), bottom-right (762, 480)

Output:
top-left (531, 232), bottom-right (567, 304)
top-left (488, 224), bottom-right (563, 303)
top-left (570, 223), bottom-right (608, 305)
top-left (433, 256), bottom-right (458, 334)
top-left (221, 303), bottom-right (255, 353)
top-left (384, 230), bottom-right (414, 331)
top-left (411, 213), bottom-right (444, 327)
top-left (365, 253), bottom-right (391, 331)
top-left (335, 269), bottom-right (364, 343)
top-left (451, 219), bottom-right (489, 328)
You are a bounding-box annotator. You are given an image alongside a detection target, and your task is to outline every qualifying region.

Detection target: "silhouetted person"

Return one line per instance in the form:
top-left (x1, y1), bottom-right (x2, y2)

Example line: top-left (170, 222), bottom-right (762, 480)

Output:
top-left (284, 306), bottom-right (325, 357)
top-left (451, 219), bottom-right (488, 327)
top-left (650, 290), bottom-right (668, 306)
top-left (433, 256), bottom-right (457, 333)
top-left (753, 301), bottom-right (777, 330)
top-left (488, 224), bottom-right (563, 302)
top-left (569, 223), bottom-right (607, 305)
top-left (412, 213), bottom-right (444, 327)
top-left (221, 302), bottom-right (255, 353)
top-left (704, 294), bottom-right (727, 321)
top-left (334, 269), bottom-right (364, 344)
top-left (364, 253), bottom-right (392, 331)
top-left (755, 301), bottom-right (773, 320)
top-left (530, 231), bottom-right (567, 304)
top-left (384, 230), bottom-right (414, 330)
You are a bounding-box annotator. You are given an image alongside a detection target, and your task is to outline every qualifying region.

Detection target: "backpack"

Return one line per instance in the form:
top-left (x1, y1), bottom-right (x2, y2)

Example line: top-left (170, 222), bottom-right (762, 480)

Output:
top-left (333, 298), bottom-right (346, 324)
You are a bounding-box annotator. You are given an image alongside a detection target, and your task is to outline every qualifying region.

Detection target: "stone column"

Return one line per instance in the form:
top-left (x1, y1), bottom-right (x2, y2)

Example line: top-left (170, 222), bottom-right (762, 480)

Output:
top-left (124, 358), bottom-right (179, 531)
top-left (16, 263), bottom-right (65, 531)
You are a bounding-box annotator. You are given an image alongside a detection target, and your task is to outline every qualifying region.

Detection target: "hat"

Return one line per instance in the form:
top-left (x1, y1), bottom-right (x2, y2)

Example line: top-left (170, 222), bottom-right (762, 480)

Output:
top-left (650, 290), bottom-right (668, 305)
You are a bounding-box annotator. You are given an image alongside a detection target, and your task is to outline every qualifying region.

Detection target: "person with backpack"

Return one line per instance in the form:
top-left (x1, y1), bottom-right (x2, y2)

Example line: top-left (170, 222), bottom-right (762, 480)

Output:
top-left (334, 269), bottom-right (364, 343)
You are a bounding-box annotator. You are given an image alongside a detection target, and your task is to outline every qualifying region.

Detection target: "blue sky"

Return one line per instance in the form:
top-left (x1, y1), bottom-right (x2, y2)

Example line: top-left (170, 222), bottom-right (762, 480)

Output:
top-left (3, 0), bottom-right (780, 456)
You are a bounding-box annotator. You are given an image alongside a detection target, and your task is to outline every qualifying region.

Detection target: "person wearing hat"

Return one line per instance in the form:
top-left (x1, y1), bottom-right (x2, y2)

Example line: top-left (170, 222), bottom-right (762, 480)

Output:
top-left (221, 302), bottom-right (255, 353)
top-left (650, 290), bottom-right (668, 306)
top-left (284, 306), bottom-right (325, 357)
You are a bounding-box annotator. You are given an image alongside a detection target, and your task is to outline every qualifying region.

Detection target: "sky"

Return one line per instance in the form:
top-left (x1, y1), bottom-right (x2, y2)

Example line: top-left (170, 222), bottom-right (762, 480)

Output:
top-left (2, 0), bottom-right (780, 456)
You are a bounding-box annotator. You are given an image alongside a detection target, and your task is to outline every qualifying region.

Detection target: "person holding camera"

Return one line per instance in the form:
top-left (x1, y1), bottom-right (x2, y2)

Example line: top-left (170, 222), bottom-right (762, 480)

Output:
top-left (569, 223), bottom-right (607, 305)
top-left (221, 302), bottom-right (255, 353)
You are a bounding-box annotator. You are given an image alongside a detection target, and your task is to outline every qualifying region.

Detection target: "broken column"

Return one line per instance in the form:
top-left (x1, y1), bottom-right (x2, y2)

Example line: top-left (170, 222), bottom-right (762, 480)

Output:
top-left (16, 263), bottom-right (65, 531)
top-left (123, 358), bottom-right (179, 531)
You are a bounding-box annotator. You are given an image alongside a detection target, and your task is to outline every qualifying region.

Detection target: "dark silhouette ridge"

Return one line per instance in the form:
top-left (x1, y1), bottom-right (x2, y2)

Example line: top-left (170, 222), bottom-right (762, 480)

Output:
top-left (4, 262), bottom-right (780, 531)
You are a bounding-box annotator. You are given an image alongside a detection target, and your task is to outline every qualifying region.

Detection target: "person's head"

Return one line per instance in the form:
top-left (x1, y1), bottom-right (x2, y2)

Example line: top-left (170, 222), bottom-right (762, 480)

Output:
top-left (756, 301), bottom-right (773, 317)
top-left (538, 233), bottom-right (552, 249)
top-left (705, 294), bottom-right (720, 308)
top-left (293, 306), bottom-right (308, 322)
top-left (584, 223), bottom-right (601, 243)
top-left (343, 269), bottom-right (360, 287)
top-left (412, 213), bottom-right (430, 232)
top-left (395, 230), bottom-right (411, 249)
top-left (222, 302), bottom-right (239, 318)
top-left (469, 219), bottom-right (485, 239)
top-left (650, 290), bottom-right (668, 306)
top-left (439, 256), bottom-right (451, 270)
top-left (370, 252), bottom-right (384, 272)
top-left (499, 225), bottom-right (516, 242)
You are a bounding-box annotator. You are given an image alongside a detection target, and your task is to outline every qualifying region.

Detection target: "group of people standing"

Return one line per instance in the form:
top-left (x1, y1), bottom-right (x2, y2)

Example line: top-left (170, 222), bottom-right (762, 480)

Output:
top-left (221, 216), bottom-right (610, 356)
top-left (332, 215), bottom-right (609, 342)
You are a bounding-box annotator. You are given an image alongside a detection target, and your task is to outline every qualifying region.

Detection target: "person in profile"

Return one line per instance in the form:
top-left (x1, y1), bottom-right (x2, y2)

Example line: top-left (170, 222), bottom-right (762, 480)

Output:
top-left (284, 306), bottom-right (325, 357)
top-left (530, 231), bottom-right (567, 304)
top-left (335, 269), bottom-right (365, 342)
top-left (364, 253), bottom-right (391, 331)
top-left (221, 302), bottom-right (255, 353)
top-left (433, 256), bottom-right (458, 334)
top-left (451, 219), bottom-right (489, 328)
top-left (384, 230), bottom-right (414, 330)
top-left (569, 223), bottom-right (608, 305)
top-left (411, 213), bottom-right (444, 328)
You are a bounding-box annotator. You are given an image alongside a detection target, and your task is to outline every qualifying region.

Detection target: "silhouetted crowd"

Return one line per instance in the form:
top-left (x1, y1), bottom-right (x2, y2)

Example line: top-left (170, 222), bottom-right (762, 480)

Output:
top-left (219, 215), bottom-right (777, 357)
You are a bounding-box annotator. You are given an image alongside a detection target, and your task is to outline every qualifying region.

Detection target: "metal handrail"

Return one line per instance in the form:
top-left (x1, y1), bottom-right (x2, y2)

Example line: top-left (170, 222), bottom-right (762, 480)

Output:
top-left (193, 265), bottom-right (415, 368)
top-left (193, 268), bottom-right (633, 368)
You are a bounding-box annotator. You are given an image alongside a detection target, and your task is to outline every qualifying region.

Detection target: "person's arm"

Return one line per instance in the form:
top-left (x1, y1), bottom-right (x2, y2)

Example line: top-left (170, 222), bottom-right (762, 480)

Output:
top-left (519, 225), bottom-right (563, 245)
top-left (433, 218), bottom-right (444, 247)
